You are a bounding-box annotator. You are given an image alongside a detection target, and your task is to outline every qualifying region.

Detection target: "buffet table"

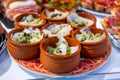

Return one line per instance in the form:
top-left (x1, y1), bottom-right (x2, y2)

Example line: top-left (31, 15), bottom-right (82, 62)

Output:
top-left (1, 15), bottom-right (120, 80)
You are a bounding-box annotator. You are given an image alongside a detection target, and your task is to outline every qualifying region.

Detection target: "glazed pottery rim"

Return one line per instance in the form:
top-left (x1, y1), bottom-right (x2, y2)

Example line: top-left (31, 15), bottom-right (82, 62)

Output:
top-left (7, 28), bottom-right (42, 46)
top-left (42, 7), bottom-right (69, 21)
top-left (14, 12), bottom-right (46, 27)
top-left (42, 22), bottom-right (73, 37)
top-left (67, 11), bottom-right (97, 28)
top-left (72, 27), bottom-right (108, 45)
top-left (40, 36), bottom-right (81, 58)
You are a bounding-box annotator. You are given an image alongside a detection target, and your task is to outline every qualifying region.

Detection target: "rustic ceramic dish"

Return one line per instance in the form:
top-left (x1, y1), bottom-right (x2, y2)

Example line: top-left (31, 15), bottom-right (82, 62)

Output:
top-left (67, 12), bottom-right (96, 29)
top-left (72, 27), bottom-right (108, 58)
top-left (14, 12), bottom-right (46, 29)
top-left (41, 7), bottom-right (69, 23)
top-left (40, 36), bottom-right (81, 74)
top-left (7, 28), bottom-right (42, 60)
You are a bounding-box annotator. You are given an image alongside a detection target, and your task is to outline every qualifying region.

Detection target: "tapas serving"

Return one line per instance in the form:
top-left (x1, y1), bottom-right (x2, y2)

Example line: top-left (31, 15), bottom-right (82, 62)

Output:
top-left (72, 27), bottom-right (108, 58)
top-left (0, 1), bottom-right (112, 76)
top-left (42, 23), bottom-right (72, 37)
top-left (67, 12), bottom-right (96, 29)
top-left (2, 0), bottom-right (41, 20)
top-left (7, 40), bottom-right (111, 77)
top-left (7, 27), bottom-right (43, 60)
top-left (102, 8), bottom-right (120, 47)
top-left (42, 7), bottom-right (69, 22)
top-left (80, 0), bottom-right (120, 16)
top-left (14, 12), bottom-right (46, 29)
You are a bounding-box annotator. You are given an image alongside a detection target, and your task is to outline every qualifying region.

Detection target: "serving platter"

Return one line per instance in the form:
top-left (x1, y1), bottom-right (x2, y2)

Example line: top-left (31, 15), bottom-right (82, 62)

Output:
top-left (7, 40), bottom-right (111, 77)
top-left (81, 8), bottom-right (111, 17)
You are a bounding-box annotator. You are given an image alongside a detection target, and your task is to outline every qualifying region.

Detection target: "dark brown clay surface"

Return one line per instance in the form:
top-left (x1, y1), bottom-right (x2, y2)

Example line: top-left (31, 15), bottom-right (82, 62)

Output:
top-left (72, 27), bottom-right (108, 58)
top-left (40, 36), bottom-right (81, 73)
top-left (7, 28), bottom-right (41, 60)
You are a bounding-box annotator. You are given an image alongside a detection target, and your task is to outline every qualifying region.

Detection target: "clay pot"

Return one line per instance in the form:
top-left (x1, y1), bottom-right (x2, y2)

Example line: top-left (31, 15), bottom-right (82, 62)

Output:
top-left (0, 23), bottom-right (4, 36)
top-left (67, 12), bottom-right (96, 29)
top-left (41, 7), bottom-right (69, 23)
top-left (72, 27), bottom-right (108, 58)
top-left (7, 28), bottom-right (42, 60)
top-left (40, 36), bottom-right (81, 73)
top-left (41, 22), bottom-right (73, 37)
top-left (14, 12), bottom-right (46, 29)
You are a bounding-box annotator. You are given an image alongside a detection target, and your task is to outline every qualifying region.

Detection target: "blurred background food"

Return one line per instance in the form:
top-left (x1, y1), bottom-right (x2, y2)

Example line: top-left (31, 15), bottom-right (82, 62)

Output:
top-left (80, 0), bottom-right (120, 13)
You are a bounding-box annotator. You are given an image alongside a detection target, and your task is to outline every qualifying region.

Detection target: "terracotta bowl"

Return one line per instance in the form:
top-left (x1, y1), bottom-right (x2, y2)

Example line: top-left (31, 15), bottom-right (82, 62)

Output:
top-left (72, 27), bottom-right (108, 58)
top-left (40, 36), bottom-right (81, 73)
top-left (14, 12), bottom-right (46, 29)
top-left (7, 28), bottom-right (42, 60)
top-left (0, 23), bottom-right (4, 36)
top-left (41, 22), bottom-right (73, 37)
top-left (67, 12), bottom-right (97, 29)
top-left (41, 7), bottom-right (69, 23)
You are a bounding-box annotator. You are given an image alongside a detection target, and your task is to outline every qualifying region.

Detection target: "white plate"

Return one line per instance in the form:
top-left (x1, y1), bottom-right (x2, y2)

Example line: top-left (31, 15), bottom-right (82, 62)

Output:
top-left (81, 8), bottom-right (111, 17)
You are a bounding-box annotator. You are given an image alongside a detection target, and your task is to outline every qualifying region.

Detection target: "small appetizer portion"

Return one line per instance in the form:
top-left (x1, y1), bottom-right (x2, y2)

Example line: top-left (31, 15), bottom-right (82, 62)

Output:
top-left (67, 12), bottom-right (96, 29)
top-left (19, 14), bottom-right (43, 26)
top-left (14, 12), bottom-right (46, 29)
top-left (47, 36), bottom-right (78, 55)
top-left (80, 0), bottom-right (94, 10)
top-left (43, 0), bottom-right (80, 11)
top-left (40, 36), bottom-right (81, 73)
top-left (68, 13), bottom-right (94, 27)
top-left (102, 8), bottom-right (120, 38)
top-left (3, 0), bottom-right (41, 20)
top-left (12, 27), bottom-right (43, 44)
top-left (42, 7), bottom-right (69, 22)
top-left (94, 0), bottom-right (106, 12)
top-left (7, 27), bottom-right (43, 60)
top-left (43, 23), bottom-right (72, 37)
top-left (45, 9), bottom-right (69, 19)
top-left (75, 27), bottom-right (106, 42)
top-left (80, 0), bottom-right (120, 14)
top-left (72, 27), bottom-right (108, 58)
